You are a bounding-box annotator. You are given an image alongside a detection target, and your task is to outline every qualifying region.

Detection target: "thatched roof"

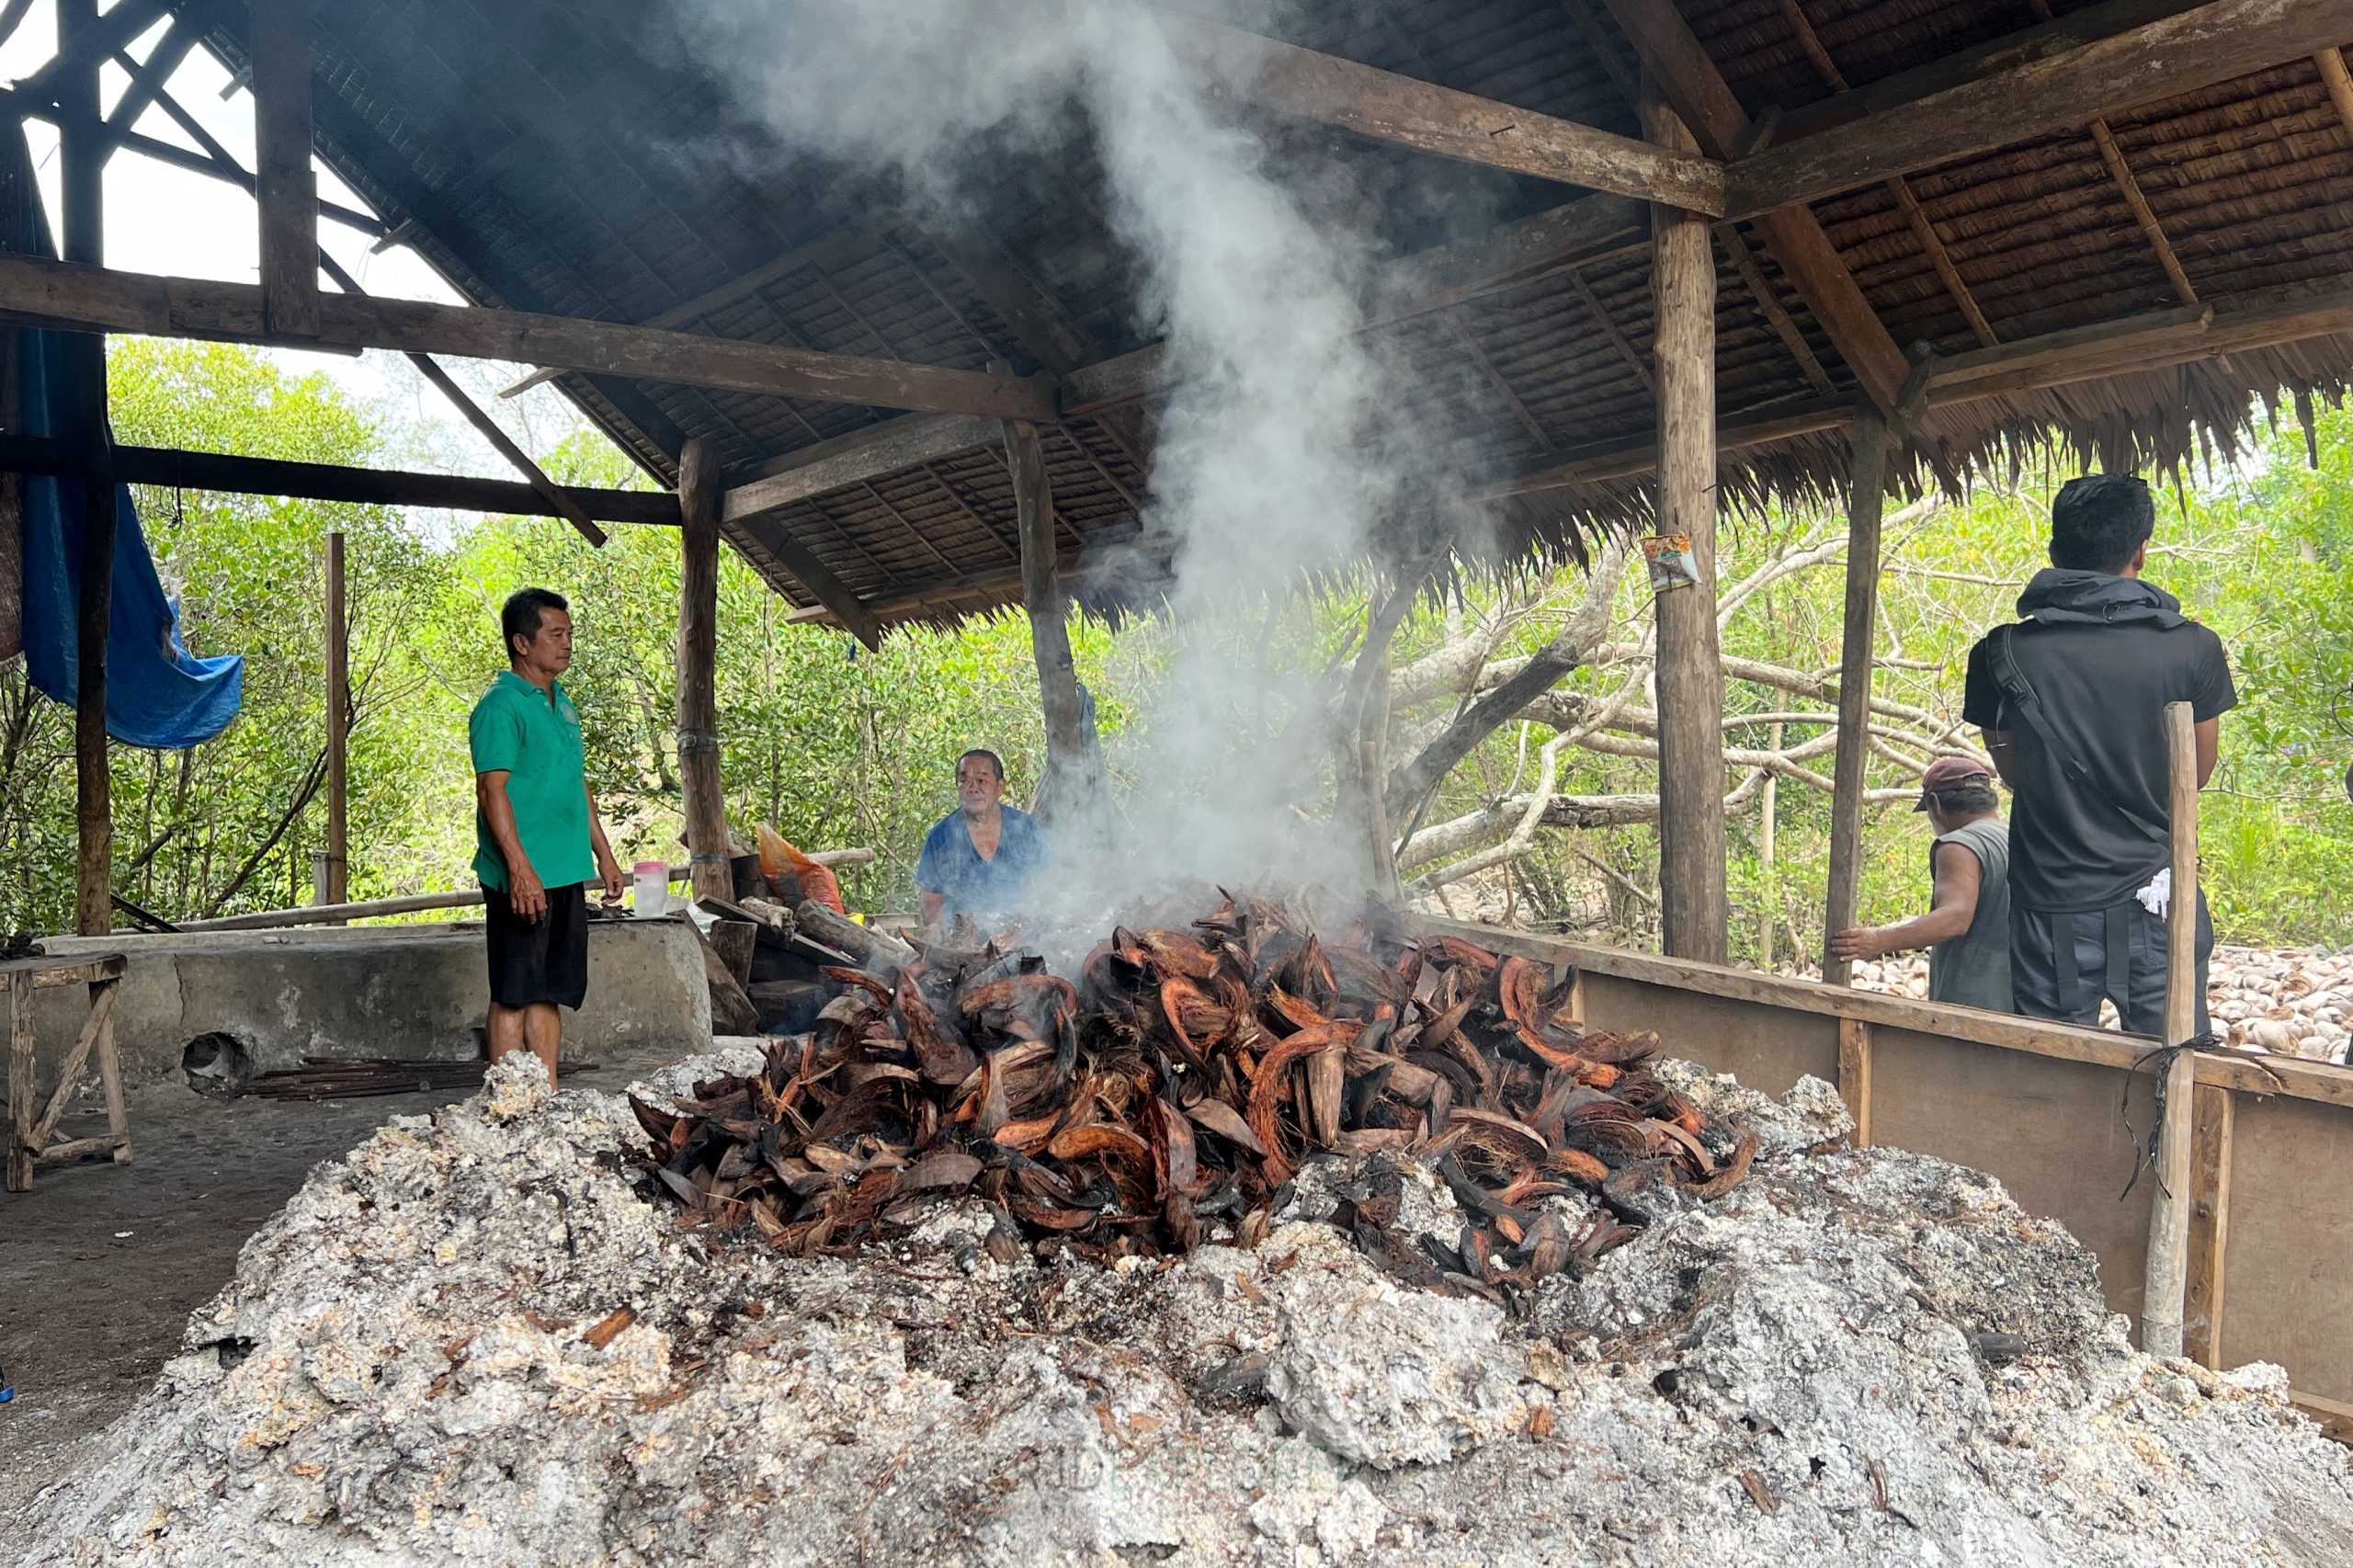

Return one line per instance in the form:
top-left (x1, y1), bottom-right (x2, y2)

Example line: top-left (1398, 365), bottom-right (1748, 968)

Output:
top-left (199, 0), bottom-right (2353, 628)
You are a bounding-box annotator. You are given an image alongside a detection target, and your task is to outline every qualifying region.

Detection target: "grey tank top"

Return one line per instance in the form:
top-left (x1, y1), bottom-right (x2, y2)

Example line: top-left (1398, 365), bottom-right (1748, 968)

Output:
top-left (1929, 817), bottom-right (2013, 1013)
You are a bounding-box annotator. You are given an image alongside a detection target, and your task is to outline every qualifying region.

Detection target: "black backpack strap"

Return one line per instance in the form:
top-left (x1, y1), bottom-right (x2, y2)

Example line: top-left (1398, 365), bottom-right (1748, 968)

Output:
top-left (1985, 625), bottom-right (2171, 846)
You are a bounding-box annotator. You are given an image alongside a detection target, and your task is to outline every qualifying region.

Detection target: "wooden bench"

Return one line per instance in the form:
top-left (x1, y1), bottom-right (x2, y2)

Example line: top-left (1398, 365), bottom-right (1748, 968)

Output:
top-left (4, 951), bottom-right (130, 1193)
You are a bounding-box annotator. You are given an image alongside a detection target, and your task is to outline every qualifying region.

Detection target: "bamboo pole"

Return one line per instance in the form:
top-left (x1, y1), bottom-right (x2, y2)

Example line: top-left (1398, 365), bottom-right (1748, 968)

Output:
top-left (324, 528), bottom-right (348, 907)
top-left (2143, 699), bottom-right (2201, 1359)
top-left (675, 437), bottom-right (730, 907)
top-left (1643, 89), bottom-right (1728, 964)
top-left (1822, 409), bottom-right (1892, 985)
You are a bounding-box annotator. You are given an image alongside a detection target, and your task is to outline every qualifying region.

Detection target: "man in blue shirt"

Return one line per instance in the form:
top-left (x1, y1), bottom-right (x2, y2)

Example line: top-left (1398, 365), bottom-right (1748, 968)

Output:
top-left (915, 749), bottom-right (1049, 927)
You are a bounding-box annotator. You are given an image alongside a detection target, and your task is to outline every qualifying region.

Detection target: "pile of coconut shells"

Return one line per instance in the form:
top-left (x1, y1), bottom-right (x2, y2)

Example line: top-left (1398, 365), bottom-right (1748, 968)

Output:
top-left (20, 898), bottom-right (2353, 1566)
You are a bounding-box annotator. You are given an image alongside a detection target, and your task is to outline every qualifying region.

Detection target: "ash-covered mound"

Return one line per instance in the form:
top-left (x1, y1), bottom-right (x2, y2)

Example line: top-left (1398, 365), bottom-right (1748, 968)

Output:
top-left (21, 1055), bottom-right (2353, 1567)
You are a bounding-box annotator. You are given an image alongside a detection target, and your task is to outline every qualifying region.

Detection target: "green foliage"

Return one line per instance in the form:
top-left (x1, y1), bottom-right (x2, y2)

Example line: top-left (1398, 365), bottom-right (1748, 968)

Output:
top-left (5, 342), bottom-right (2349, 954)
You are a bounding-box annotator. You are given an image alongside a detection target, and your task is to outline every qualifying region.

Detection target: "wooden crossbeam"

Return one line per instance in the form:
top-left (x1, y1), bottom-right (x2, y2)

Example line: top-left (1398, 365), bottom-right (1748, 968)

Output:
top-left (1598, 0), bottom-right (1912, 413)
top-left (1160, 11), bottom-right (1724, 212)
top-left (0, 249), bottom-right (1058, 419)
top-left (13, 0), bottom-right (176, 106)
top-left (1726, 0), bottom-right (2353, 217)
top-left (0, 432), bottom-right (682, 523)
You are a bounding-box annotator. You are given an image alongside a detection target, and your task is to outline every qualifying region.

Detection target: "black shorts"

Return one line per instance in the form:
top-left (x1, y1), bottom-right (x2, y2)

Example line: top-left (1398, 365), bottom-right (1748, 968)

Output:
top-left (483, 881), bottom-right (589, 1010)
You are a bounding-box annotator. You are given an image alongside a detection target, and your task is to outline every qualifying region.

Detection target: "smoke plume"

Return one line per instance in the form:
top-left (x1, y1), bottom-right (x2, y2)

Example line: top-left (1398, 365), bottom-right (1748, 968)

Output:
top-left (668, 0), bottom-right (1500, 931)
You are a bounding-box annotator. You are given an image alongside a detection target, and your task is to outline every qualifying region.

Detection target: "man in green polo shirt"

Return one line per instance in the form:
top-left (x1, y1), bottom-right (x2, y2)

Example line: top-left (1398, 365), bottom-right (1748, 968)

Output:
top-left (470, 587), bottom-right (625, 1085)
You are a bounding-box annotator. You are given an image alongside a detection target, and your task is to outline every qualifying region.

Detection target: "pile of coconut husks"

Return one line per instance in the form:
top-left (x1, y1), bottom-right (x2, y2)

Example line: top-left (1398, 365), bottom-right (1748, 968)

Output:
top-left (20, 912), bottom-right (2353, 1566)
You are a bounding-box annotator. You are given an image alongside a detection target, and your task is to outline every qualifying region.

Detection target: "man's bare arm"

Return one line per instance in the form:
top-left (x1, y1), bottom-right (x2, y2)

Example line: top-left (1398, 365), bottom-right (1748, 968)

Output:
top-left (585, 781), bottom-right (625, 900)
top-left (1830, 843), bottom-right (1983, 960)
top-left (2195, 717), bottom-right (2221, 790)
top-left (1980, 728), bottom-right (2017, 788)
top-left (476, 771), bottom-right (546, 919)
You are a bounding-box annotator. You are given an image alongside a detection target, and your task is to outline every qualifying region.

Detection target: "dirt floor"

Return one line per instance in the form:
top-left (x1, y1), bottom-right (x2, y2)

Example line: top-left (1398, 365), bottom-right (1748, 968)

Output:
top-left (0, 1040), bottom-right (684, 1556)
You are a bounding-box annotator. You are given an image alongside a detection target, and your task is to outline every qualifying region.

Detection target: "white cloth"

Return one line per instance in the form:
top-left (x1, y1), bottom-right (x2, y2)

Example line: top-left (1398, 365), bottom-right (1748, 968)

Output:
top-left (2135, 867), bottom-right (2172, 919)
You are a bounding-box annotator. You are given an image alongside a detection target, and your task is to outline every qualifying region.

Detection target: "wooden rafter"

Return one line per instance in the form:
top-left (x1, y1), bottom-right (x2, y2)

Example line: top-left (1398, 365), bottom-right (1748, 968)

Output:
top-left (1772, 0), bottom-right (1999, 347)
top-left (1712, 223), bottom-right (1836, 394)
top-left (248, 0), bottom-right (318, 337)
top-left (0, 249), bottom-right (1060, 418)
top-left (1446, 311), bottom-right (1557, 451)
top-left (1562, 267), bottom-right (1655, 396)
top-left (1600, 0), bottom-right (1912, 412)
top-left (1159, 10), bottom-right (1724, 211)
top-left (1727, 0), bottom-right (2353, 218)
top-left (2322, 48), bottom-right (2353, 147)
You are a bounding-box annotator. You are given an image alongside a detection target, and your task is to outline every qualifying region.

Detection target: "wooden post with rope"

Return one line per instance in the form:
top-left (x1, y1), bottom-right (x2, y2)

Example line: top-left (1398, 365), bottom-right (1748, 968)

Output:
top-left (2141, 699), bottom-right (2200, 1359)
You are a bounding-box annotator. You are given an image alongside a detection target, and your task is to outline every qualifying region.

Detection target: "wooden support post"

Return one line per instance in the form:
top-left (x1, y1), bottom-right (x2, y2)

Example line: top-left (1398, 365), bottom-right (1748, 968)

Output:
top-left (324, 528), bottom-right (348, 907)
top-left (675, 437), bottom-right (730, 908)
top-left (250, 0), bottom-right (320, 338)
top-left (1758, 720), bottom-right (1782, 967)
top-left (1822, 409), bottom-right (1893, 986)
top-left (60, 0), bottom-right (111, 938)
top-left (1644, 92), bottom-right (1729, 965)
top-left (2143, 699), bottom-right (2201, 1359)
top-left (1838, 1017), bottom-right (1874, 1147)
top-left (1001, 380), bottom-right (1097, 831)
top-left (2184, 1082), bottom-right (2234, 1369)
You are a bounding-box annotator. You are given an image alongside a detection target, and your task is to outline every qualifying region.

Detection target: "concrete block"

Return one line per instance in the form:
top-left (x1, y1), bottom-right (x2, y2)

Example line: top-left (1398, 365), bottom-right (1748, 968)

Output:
top-left (25, 918), bottom-right (710, 1096)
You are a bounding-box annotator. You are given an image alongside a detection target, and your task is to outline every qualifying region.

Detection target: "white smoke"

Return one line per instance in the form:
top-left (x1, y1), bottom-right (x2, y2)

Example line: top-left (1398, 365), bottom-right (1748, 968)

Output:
top-left (668, 0), bottom-right (1500, 931)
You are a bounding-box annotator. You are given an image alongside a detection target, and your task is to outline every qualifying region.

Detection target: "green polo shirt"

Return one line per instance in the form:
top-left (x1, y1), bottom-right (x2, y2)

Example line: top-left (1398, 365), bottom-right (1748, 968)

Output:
top-left (469, 670), bottom-right (596, 892)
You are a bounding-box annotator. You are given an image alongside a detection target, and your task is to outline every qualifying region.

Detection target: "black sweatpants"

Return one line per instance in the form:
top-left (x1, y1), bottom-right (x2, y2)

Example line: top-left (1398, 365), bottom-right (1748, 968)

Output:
top-left (2010, 891), bottom-right (2211, 1040)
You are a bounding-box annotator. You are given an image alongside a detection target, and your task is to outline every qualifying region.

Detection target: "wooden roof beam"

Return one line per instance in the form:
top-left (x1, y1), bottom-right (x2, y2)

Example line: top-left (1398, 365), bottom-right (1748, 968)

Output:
top-left (1726, 0), bottom-right (2353, 218)
top-left (0, 249), bottom-right (1060, 419)
top-left (1597, 0), bottom-right (1912, 412)
top-left (2323, 48), bottom-right (2353, 143)
top-left (1159, 10), bottom-right (1724, 212)
top-left (0, 431), bottom-right (681, 523)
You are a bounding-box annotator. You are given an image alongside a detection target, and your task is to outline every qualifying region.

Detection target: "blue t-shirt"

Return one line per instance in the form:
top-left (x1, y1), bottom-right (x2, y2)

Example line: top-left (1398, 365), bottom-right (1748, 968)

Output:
top-left (915, 806), bottom-right (1048, 920)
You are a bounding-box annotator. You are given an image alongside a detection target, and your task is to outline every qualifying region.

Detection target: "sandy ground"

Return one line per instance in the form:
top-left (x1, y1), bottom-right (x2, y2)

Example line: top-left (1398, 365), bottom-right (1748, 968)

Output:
top-left (0, 1040), bottom-right (682, 1552)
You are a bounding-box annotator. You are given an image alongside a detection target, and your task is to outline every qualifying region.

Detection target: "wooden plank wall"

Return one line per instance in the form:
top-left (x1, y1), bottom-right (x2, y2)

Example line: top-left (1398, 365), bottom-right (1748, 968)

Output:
top-left (1436, 920), bottom-right (2353, 1415)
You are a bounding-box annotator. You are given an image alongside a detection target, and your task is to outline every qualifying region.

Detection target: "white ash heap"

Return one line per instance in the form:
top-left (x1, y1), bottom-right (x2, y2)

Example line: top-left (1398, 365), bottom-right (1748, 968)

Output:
top-left (1842, 948), bottom-right (2353, 1062)
top-left (21, 1053), bottom-right (2353, 1567)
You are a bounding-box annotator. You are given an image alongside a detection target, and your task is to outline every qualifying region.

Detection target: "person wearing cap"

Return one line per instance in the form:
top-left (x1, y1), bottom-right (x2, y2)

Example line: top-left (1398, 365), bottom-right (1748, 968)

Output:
top-left (1829, 758), bottom-right (2013, 1013)
top-left (1960, 474), bottom-right (2234, 1036)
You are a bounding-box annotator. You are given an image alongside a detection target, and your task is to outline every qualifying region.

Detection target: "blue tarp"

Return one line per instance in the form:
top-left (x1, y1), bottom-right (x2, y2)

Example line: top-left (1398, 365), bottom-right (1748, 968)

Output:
top-left (11, 154), bottom-right (242, 749)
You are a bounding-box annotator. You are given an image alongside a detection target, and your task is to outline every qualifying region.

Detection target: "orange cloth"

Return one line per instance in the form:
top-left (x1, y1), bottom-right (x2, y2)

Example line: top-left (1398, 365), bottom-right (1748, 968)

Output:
top-left (757, 824), bottom-right (845, 915)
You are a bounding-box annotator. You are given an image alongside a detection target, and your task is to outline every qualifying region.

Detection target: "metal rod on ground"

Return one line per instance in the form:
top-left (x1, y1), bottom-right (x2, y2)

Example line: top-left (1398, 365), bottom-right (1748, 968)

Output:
top-left (324, 528), bottom-right (348, 909)
top-left (1822, 407), bottom-right (1893, 986)
top-left (2143, 699), bottom-right (2202, 1359)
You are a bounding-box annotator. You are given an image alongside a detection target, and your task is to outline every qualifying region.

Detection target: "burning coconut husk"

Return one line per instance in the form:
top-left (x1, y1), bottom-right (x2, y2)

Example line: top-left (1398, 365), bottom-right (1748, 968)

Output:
top-left (631, 894), bottom-right (1758, 1296)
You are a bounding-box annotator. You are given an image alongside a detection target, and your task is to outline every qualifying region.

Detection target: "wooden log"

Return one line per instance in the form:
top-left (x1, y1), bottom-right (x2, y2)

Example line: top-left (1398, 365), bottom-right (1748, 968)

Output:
top-left (2184, 1082), bottom-right (2233, 1369)
top-left (1645, 94), bottom-right (1730, 966)
top-left (1837, 1017), bottom-right (1874, 1148)
top-left (1822, 409), bottom-right (1893, 988)
top-left (92, 975), bottom-right (128, 1163)
top-left (324, 528), bottom-right (348, 908)
top-left (1601, 0), bottom-right (1909, 413)
top-left (249, 0), bottom-right (320, 338)
top-left (2143, 699), bottom-right (2201, 1359)
top-left (708, 919), bottom-right (758, 989)
top-left (0, 250), bottom-right (1059, 420)
top-left (795, 900), bottom-right (916, 971)
top-left (1726, 0), bottom-right (2353, 219)
top-left (0, 432), bottom-right (680, 524)
top-left (1002, 407), bottom-right (1095, 828)
top-left (675, 437), bottom-right (731, 909)
top-left (1160, 11), bottom-right (1725, 212)
top-left (60, 0), bottom-right (109, 939)
top-left (6, 978), bottom-right (32, 1191)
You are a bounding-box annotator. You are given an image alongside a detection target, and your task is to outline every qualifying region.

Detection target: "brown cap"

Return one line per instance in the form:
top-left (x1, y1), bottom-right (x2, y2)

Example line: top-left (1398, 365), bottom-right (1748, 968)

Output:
top-left (1915, 756), bottom-right (1995, 812)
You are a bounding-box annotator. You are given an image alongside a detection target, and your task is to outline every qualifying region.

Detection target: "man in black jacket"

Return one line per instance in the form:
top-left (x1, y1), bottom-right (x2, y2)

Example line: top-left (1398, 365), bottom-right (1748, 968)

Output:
top-left (1961, 475), bottom-right (2234, 1038)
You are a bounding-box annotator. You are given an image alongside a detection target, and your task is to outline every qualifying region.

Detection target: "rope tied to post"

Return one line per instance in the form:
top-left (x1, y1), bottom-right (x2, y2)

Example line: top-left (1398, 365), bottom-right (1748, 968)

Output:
top-left (2119, 1035), bottom-right (2214, 1202)
top-left (675, 729), bottom-right (722, 756)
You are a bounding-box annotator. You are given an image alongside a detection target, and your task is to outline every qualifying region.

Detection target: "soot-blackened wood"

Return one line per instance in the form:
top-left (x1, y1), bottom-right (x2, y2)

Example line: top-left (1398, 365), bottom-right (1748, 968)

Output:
top-left (250, 0), bottom-right (320, 338)
top-left (1727, 0), bottom-right (2353, 219)
top-left (1822, 409), bottom-right (1891, 988)
top-left (324, 528), bottom-right (348, 908)
top-left (60, 0), bottom-right (110, 937)
top-left (1601, 0), bottom-right (1908, 413)
top-left (1164, 12), bottom-right (1724, 211)
top-left (676, 437), bottom-right (731, 909)
top-left (1646, 97), bottom-right (1730, 966)
top-left (1004, 411), bottom-right (1096, 828)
